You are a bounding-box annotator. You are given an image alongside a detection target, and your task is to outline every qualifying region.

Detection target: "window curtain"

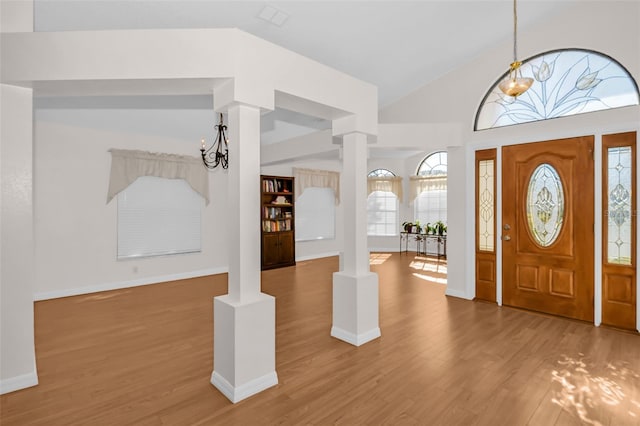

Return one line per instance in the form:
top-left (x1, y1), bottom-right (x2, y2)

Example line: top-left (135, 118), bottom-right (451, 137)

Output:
top-left (367, 176), bottom-right (403, 203)
top-left (409, 175), bottom-right (447, 203)
top-left (107, 149), bottom-right (210, 205)
top-left (293, 167), bottom-right (340, 205)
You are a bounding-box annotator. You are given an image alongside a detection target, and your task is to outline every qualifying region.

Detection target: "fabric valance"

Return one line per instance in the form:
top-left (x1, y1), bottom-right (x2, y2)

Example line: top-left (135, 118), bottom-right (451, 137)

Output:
top-left (409, 175), bottom-right (447, 203)
top-left (293, 167), bottom-right (341, 205)
top-left (107, 149), bottom-right (210, 205)
top-left (367, 176), bottom-right (403, 203)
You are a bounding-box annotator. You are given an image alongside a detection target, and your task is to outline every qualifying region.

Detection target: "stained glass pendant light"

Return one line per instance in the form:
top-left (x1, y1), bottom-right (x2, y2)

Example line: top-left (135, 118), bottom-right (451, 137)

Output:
top-left (498, 0), bottom-right (533, 97)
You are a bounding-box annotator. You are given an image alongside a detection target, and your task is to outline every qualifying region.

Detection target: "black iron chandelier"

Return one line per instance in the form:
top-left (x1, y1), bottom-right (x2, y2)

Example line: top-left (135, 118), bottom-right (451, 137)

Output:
top-left (200, 113), bottom-right (229, 169)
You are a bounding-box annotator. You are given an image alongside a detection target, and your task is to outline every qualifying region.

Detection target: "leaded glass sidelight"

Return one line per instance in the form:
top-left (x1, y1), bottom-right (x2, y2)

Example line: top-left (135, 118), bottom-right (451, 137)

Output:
top-left (526, 164), bottom-right (565, 247)
top-left (478, 159), bottom-right (495, 252)
top-left (607, 146), bottom-right (632, 265)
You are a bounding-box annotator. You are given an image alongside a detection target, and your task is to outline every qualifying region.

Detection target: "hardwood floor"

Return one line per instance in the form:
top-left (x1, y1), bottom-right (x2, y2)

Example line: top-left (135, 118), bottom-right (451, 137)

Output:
top-left (1, 253), bottom-right (639, 425)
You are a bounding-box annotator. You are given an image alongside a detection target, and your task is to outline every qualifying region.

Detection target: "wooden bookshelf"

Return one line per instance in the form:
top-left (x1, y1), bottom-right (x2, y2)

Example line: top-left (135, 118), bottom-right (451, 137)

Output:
top-left (261, 175), bottom-right (296, 270)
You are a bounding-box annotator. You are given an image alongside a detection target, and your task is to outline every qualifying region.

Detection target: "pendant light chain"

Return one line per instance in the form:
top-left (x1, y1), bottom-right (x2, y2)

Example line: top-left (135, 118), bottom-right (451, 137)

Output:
top-left (498, 0), bottom-right (533, 97)
top-left (513, 0), bottom-right (518, 63)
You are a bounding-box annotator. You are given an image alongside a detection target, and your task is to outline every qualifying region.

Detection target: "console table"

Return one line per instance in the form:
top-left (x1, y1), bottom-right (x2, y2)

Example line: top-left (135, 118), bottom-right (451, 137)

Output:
top-left (399, 232), bottom-right (447, 258)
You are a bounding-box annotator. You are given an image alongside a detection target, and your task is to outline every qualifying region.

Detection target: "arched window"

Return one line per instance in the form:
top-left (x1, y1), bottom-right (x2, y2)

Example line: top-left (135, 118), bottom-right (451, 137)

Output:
top-left (475, 49), bottom-right (640, 130)
top-left (417, 152), bottom-right (447, 176)
top-left (369, 168), bottom-right (395, 178)
top-left (367, 169), bottom-right (401, 236)
top-left (412, 152), bottom-right (447, 226)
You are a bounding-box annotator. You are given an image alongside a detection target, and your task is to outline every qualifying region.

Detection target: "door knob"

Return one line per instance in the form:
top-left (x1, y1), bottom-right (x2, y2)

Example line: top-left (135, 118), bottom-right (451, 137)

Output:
top-left (503, 224), bottom-right (511, 230)
top-left (502, 235), bottom-right (511, 241)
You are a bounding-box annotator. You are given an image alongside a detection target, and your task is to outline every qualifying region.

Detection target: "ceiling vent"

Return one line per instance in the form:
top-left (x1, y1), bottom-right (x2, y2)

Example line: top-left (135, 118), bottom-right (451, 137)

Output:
top-left (257, 4), bottom-right (289, 27)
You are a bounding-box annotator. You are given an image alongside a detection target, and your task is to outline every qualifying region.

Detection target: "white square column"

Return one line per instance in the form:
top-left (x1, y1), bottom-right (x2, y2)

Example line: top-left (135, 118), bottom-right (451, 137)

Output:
top-left (211, 293), bottom-right (276, 403)
top-left (0, 0), bottom-right (38, 396)
top-left (210, 103), bottom-right (277, 403)
top-left (0, 84), bottom-right (39, 395)
top-left (331, 132), bottom-right (380, 346)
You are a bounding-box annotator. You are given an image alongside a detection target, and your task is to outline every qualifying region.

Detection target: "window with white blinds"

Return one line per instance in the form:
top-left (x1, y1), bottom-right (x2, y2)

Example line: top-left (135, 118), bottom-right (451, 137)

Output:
top-left (117, 176), bottom-right (203, 259)
top-left (295, 187), bottom-right (336, 241)
top-left (414, 151), bottom-right (447, 226)
top-left (367, 169), bottom-right (399, 236)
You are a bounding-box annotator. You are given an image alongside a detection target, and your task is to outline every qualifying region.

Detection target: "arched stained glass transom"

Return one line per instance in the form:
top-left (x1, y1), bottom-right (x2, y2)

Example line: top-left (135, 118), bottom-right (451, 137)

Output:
top-left (475, 49), bottom-right (640, 130)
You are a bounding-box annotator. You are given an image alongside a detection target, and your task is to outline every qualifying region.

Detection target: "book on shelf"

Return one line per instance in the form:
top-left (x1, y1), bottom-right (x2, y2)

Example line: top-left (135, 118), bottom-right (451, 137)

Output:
top-left (262, 177), bottom-right (292, 194)
top-left (263, 206), bottom-right (293, 219)
top-left (262, 219), bottom-right (292, 232)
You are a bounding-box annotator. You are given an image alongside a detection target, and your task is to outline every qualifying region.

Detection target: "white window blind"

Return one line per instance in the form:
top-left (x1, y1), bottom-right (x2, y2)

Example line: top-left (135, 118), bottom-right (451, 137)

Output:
top-left (367, 191), bottom-right (399, 236)
top-left (117, 176), bottom-right (203, 259)
top-left (414, 188), bottom-right (447, 225)
top-left (295, 187), bottom-right (335, 241)
top-left (414, 151), bottom-right (447, 226)
top-left (367, 169), bottom-right (400, 236)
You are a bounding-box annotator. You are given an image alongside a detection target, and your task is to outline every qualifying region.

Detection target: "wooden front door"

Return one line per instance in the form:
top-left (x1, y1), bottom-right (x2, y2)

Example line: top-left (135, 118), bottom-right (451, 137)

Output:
top-left (502, 136), bottom-right (594, 321)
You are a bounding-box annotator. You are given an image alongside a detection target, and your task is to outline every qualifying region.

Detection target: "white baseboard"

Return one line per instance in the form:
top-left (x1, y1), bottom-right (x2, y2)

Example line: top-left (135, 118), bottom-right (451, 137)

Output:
top-left (445, 287), bottom-right (472, 300)
top-left (211, 370), bottom-right (278, 403)
top-left (34, 267), bottom-right (228, 301)
top-left (0, 371), bottom-right (38, 395)
top-left (296, 249), bottom-right (400, 263)
top-left (295, 252), bottom-right (340, 262)
top-left (368, 247), bottom-right (400, 253)
top-left (331, 326), bottom-right (381, 347)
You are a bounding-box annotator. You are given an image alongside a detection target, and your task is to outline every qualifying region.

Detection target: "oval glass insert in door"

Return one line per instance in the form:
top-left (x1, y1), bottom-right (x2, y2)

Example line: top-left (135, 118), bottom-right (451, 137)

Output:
top-left (526, 163), bottom-right (565, 247)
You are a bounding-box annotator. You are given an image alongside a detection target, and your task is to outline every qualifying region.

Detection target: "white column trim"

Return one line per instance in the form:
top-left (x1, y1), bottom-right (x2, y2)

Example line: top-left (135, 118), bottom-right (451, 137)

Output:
top-left (211, 371), bottom-right (278, 404)
top-left (0, 371), bottom-right (38, 395)
top-left (594, 133), bottom-right (603, 327)
top-left (330, 326), bottom-right (381, 347)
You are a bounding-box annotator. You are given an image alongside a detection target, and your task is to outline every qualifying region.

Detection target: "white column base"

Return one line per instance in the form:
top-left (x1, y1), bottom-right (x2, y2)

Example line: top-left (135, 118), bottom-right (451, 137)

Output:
top-left (0, 370), bottom-right (38, 395)
top-left (211, 293), bottom-right (278, 403)
top-left (211, 371), bottom-right (278, 404)
top-left (331, 271), bottom-right (380, 346)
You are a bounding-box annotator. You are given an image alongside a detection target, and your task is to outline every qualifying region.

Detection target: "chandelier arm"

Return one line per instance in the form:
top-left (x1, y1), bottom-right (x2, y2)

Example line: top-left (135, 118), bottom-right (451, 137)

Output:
top-left (219, 127), bottom-right (229, 169)
top-left (200, 113), bottom-right (229, 169)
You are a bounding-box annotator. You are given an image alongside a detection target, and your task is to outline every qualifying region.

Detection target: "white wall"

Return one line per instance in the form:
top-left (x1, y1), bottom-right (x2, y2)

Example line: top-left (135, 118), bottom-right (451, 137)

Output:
top-left (0, 0), bottom-right (33, 33)
top-left (33, 108), bottom-right (229, 299)
top-left (380, 1), bottom-right (640, 303)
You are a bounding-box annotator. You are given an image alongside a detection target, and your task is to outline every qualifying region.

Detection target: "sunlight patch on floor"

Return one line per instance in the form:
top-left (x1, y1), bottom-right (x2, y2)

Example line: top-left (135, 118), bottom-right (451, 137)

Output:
top-left (409, 257), bottom-right (447, 274)
top-left (369, 253), bottom-right (392, 265)
top-left (550, 353), bottom-right (640, 425)
top-left (412, 272), bottom-right (447, 284)
top-left (81, 290), bottom-right (132, 301)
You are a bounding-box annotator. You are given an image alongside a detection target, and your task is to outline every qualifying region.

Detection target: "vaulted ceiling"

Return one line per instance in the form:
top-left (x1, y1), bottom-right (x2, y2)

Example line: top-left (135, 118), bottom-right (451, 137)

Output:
top-left (33, 0), bottom-right (572, 145)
